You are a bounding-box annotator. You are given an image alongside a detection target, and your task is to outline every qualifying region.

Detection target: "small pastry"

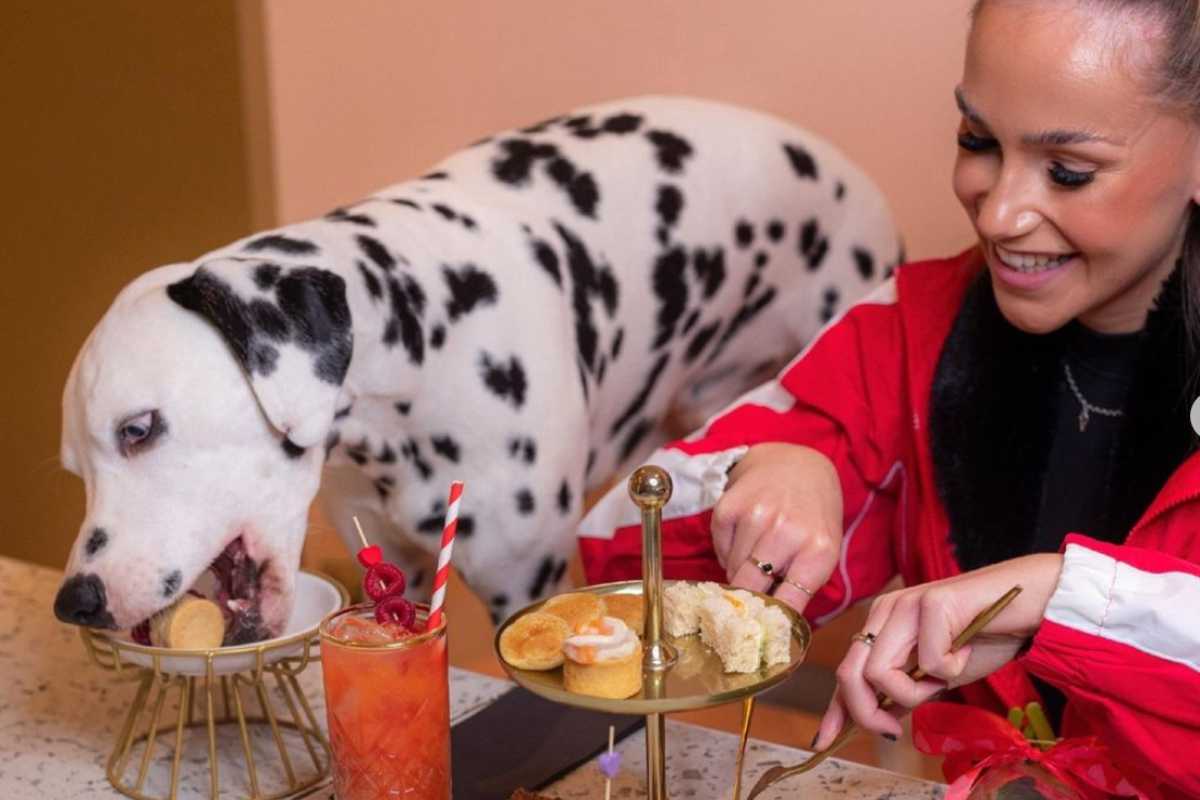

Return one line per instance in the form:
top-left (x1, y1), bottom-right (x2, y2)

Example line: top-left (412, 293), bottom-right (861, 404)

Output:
top-left (601, 594), bottom-right (645, 635)
top-left (541, 592), bottom-right (604, 631)
top-left (149, 595), bottom-right (226, 649)
top-left (562, 616), bottom-right (643, 699)
top-left (758, 604), bottom-right (792, 667)
top-left (499, 612), bottom-right (571, 670)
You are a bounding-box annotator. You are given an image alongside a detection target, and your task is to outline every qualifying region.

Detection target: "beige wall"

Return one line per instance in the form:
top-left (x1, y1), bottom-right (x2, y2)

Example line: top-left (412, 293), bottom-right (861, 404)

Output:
top-left (258, 0), bottom-right (977, 258)
top-left (2, 2), bottom-right (257, 567)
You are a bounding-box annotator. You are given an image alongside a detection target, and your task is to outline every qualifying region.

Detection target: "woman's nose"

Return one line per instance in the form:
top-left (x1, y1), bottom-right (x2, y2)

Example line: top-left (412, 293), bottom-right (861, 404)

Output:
top-left (973, 168), bottom-right (1040, 242)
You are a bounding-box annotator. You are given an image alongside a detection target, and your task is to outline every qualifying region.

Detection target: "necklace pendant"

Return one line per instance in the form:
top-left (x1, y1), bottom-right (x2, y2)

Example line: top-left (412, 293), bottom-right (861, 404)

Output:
top-left (1078, 407), bottom-right (1089, 433)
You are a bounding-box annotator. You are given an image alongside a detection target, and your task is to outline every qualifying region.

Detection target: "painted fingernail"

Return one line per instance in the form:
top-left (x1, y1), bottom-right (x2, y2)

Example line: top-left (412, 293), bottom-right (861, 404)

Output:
top-left (882, 733), bottom-right (898, 742)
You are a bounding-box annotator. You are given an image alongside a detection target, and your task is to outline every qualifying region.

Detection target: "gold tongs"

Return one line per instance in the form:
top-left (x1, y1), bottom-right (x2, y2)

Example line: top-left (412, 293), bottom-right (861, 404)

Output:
top-left (746, 585), bottom-right (1023, 799)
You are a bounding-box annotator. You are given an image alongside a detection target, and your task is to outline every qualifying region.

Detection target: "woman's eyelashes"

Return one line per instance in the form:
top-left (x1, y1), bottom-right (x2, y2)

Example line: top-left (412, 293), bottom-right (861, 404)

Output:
top-left (956, 127), bottom-right (1095, 189)
top-left (957, 130), bottom-right (997, 152)
top-left (1048, 162), bottom-right (1095, 188)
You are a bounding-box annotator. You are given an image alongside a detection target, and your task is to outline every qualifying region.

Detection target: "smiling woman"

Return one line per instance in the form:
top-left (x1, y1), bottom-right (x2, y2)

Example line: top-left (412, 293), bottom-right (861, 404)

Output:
top-left (577, 1), bottom-right (1200, 795)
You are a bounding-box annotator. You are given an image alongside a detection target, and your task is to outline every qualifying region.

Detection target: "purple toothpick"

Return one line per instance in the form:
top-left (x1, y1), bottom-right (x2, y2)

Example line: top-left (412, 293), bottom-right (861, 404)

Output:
top-left (598, 725), bottom-right (621, 798)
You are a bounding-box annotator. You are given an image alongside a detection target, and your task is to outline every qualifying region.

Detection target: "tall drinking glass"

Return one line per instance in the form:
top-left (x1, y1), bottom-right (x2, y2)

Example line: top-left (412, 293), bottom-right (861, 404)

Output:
top-left (320, 603), bottom-right (450, 799)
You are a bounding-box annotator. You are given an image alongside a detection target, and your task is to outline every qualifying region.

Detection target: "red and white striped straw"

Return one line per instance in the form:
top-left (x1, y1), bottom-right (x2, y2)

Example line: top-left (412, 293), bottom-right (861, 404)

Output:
top-left (426, 480), bottom-right (463, 632)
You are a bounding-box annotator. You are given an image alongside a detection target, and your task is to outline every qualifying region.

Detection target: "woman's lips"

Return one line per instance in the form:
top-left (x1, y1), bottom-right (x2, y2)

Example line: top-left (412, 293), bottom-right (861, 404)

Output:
top-left (988, 243), bottom-right (1078, 291)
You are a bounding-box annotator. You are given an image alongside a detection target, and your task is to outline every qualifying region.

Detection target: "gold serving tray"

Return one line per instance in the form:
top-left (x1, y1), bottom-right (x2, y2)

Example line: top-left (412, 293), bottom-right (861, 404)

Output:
top-left (494, 579), bottom-right (811, 714)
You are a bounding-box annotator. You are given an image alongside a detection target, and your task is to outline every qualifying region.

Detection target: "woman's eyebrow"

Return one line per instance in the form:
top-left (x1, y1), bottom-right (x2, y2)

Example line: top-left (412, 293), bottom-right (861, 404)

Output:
top-left (955, 86), bottom-right (1124, 146)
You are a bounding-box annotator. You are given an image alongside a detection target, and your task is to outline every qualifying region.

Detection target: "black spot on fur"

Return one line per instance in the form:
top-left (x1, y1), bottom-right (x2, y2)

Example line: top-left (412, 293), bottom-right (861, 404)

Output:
top-left (835, 181), bottom-right (846, 201)
top-left (645, 130), bottom-right (694, 173)
top-left (521, 116), bottom-right (563, 134)
top-left (346, 439), bottom-right (369, 466)
top-left (400, 438), bottom-right (434, 481)
top-left (799, 218), bottom-right (829, 270)
top-left (754, 252), bottom-right (769, 269)
top-left (458, 516), bottom-right (475, 537)
top-left (611, 352), bottom-right (670, 436)
top-left (395, 401), bottom-right (411, 415)
top-left (281, 438), bottom-right (305, 459)
top-left (417, 501), bottom-right (446, 535)
top-left (783, 143), bottom-right (819, 180)
top-left (528, 556), bottom-right (559, 599)
top-left (390, 198), bottom-right (422, 211)
top-left (478, 353), bottom-right (528, 409)
top-left (531, 238), bottom-right (562, 287)
top-left (586, 449), bottom-right (597, 477)
top-left (735, 221), bottom-right (754, 249)
top-left (162, 570), bottom-right (182, 598)
top-left (460, 215), bottom-right (477, 231)
top-left (743, 273), bottom-right (762, 299)
top-left (422, 171), bottom-right (449, 180)
top-left (853, 247), bottom-right (876, 280)
top-left (706, 288), bottom-right (779, 365)
top-left (443, 264), bottom-right (499, 321)
top-left (377, 443), bottom-right (397, 464)
top-left (357, 234), bottom-right (395, 270)
top-left (554, 223), bottom-right (618, 373)
top-left (430, 324), bottom-right (446, 349)
top-left (820, 286), bottom-right (840, 324)
top-left (686, 320), bottom-right (721, 364)
top-left (85, 528), bottom-right (108, 558)
top-left (382, 274), bottom-right (425, 365)
top-left (274, 268), bottom-right (353, 384)
top-left (253, 264), bottom-right (281, 290)
top-left (557, 481), bottom-right (572, 514)
top-left (374, 476), bottom-right (394, 501)
top-left (334, 404), bottom-right (352, 420)
top-left (245, 234), bottom-right (319, 256)
top-left (431, 435), bottom-right (461, 463)
top-left (766, 220), bottom-right (785, 242)
top-left (491, 137), bottom-right (559, 186)
top-left (545, 157), bottom-right (600, 218)
top-left (508, 436), bottom-right (537, 465)
top-left (656, 185), bottom-right (683, 231)
top-left (432, 203), bottom-right (457, 221)
top-left (652, 247), bottom-right (689, 349)
top-left (516, 489), bottom-right (535, 515)
top-left (692, 248), bottom-right (726, 300)
top-left (610, 327), bottom-right (625, 360)
top-left (682, 309), bottom-right (700, 335)
top-left (619, 418), bottom-right (655, 463)
top-left (357, 261), bottom-right (383, 301)
top-left (603, 112), bottom-right (643, 133)
top-left (326, 208), bottom-right (376, 227)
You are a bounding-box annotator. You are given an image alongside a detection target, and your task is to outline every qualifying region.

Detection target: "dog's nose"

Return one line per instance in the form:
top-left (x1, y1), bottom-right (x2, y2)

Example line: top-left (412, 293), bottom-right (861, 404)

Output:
top-left (53, 573), bottom-right (115, 628)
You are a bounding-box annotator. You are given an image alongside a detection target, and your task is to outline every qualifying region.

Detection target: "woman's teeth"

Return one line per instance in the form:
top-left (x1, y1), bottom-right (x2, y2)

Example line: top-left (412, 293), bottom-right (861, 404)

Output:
top-left (996, 247), bottom-right (1073, 273)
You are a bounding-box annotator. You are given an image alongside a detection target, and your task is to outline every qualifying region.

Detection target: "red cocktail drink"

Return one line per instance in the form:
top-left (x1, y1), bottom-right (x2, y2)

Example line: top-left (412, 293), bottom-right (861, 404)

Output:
top-left (320, 604), bottom-right (450, 798)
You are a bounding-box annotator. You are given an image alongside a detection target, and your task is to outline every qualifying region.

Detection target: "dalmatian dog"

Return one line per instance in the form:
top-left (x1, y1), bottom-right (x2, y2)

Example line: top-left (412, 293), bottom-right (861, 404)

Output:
top-left (54, 96), bottom-right (899, 643)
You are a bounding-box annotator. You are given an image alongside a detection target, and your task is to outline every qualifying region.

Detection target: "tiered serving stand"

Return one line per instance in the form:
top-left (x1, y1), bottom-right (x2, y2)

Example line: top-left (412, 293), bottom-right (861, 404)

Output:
top-left (79, 571), bottom-right (348, 800)
top-left (496, 465), bottom-right (813, 799)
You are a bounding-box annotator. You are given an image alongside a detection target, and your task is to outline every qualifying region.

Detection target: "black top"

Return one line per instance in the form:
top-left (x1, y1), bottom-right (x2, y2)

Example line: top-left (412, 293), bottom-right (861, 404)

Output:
top-left (1030, 320), bottom-right (1144, 729)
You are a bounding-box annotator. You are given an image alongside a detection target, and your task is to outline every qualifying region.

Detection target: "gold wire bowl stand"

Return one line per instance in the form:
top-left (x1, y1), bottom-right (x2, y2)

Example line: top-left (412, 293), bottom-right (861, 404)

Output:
top-left (495, 466), bottom-right (813, 799)
top-left (78, 571), bottom-right (349, 800)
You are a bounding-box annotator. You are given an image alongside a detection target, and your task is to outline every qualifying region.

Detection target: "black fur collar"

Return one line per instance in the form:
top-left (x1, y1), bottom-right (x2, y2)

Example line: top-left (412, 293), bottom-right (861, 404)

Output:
top-left (929, 267), bottom-right (1195, 571)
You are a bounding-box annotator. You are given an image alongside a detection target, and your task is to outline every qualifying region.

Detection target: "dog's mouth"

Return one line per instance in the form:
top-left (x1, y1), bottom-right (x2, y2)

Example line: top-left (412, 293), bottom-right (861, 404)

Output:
top-left (131, 536), bottom-right (271, 647)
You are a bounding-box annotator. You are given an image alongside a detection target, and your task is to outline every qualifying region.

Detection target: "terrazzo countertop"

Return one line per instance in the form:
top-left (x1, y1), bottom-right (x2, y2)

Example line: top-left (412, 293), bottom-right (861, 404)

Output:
top-left (1, 556), bottom-right (943, 799)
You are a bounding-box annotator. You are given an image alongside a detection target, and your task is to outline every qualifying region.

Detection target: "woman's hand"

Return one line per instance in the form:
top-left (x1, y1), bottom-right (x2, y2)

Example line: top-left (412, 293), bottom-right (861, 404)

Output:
top-left (710, 443), bottom-right (844, 613)
top-left (814, 553), bottom-right (1064, 747)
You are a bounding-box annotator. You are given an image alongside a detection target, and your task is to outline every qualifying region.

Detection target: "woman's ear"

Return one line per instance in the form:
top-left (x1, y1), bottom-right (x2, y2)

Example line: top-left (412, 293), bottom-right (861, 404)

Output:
top-left (166, 258), bottom-right (352, 448)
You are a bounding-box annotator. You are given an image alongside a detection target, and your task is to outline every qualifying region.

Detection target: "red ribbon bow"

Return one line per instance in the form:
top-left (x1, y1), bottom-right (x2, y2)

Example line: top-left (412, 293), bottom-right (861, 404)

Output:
top-left (912, 702), bottom-right (1154, 800)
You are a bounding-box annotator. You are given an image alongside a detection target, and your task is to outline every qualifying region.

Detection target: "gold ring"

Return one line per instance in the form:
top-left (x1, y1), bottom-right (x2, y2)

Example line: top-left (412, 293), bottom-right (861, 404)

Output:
top-left (851, 631), bottom-right (877, 647)
top-left (782, 577), bottom-right (814, 597)
top-left (750, 556), bottom-right (775, 578)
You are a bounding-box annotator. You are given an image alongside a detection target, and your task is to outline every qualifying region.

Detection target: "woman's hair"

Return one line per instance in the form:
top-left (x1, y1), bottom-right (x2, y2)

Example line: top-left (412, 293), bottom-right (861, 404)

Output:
top-left (972, 0), bottom-right (1200, 366)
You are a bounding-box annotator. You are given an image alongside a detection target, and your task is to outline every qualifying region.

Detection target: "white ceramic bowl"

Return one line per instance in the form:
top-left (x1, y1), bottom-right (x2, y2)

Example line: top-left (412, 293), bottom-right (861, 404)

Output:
top-left (89, 571), bottom-right (347, 677)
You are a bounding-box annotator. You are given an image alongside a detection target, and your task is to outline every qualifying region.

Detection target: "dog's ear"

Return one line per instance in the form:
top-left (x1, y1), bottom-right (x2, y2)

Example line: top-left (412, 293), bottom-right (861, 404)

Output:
top-left (166, 258), bottom-right (352, 448)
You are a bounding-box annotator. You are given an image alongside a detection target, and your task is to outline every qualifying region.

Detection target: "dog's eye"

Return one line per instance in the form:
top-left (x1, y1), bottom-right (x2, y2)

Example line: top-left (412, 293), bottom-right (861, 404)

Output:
top-left (116, 410), bottom-right (162, 456)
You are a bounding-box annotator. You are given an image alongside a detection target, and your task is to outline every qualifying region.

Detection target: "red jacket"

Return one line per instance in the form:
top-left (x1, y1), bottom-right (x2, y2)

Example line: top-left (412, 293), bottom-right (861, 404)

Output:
top-left (579, 249), bottom-right (1200, 797)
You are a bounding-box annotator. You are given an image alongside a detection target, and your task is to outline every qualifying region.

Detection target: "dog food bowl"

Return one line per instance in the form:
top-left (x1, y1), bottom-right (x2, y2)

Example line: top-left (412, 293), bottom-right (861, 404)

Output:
top-left (78, 570), bottom-right (349, 800)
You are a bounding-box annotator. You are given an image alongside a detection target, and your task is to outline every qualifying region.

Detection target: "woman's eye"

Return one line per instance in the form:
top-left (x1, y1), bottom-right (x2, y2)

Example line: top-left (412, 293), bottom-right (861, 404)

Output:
top-left (117, 411), bottom-right (161, 455)
top-left (957, 131), bottom-right (998, 153)
top-left (1048, 162), bottom-right (1094, 188)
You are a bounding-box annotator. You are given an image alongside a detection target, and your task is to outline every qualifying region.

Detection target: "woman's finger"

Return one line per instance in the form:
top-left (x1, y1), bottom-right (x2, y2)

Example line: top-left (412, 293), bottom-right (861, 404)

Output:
top-left (834, 623), bottom-right (904, 739)
top-left (814, 687), bottom-right (848, 751)
top-left (728, 518), bottom-right (801, 593)
top-left (724, 500), bottom-right (775, 583)
top-left (770, 528), bottom-right (840, 613)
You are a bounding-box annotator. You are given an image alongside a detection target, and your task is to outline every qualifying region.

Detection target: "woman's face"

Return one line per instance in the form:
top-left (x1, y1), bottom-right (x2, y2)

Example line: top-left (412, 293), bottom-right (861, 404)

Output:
top-left (954, 0), bottom-right (1200, 333)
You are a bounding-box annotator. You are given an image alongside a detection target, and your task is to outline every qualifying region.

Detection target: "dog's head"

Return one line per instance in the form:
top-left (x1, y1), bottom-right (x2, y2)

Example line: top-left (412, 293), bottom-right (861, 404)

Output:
top-left (55, 258), bottom-right (352, 644)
